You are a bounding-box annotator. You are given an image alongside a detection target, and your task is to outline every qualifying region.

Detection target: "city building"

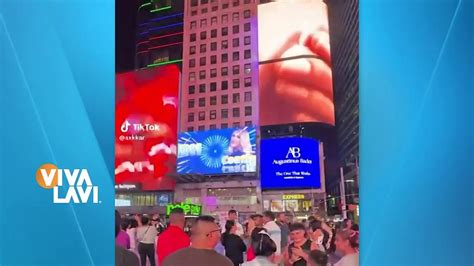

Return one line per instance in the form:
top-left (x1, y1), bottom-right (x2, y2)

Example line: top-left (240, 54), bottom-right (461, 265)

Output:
top-left (326, 0), bottom-right (359, 220)
top-left (135, 0), bottom-right (185, 69)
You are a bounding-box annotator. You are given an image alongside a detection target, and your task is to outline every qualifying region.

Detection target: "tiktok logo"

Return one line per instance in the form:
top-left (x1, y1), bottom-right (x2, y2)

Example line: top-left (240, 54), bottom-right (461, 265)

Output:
top-left (286, 147), bottom-right (301, 159)
top-left (121, 120), bottom-right (131, 133)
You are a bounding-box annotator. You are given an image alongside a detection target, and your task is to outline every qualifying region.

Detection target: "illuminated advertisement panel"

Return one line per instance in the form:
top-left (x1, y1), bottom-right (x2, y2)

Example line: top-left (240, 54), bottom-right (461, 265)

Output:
top-left (260, 137), bottom-right (321, 189)
top-left (258, 0), bottom-right (334, 126)
top-left (178, 127), bottom-right (257, 175)
top-left (115, 65), bottom-right (179, 191)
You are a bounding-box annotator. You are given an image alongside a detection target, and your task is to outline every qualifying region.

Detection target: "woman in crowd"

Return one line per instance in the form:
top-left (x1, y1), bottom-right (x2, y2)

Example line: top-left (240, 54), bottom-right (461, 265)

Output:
top-left (221, 220), bottom-right (247, 266)
top-left (334, 229), bottom-right (359, 266)
top-left (308, 220), bottom-right (327, 252)
top-left (126, 218), bottom-right (138, 251)
top-left (285, 223), bottom-right (319, 266)
top-left (136, 216), bottom-right (158, 266)
top-left (116, 218), bottom-right (130, 249)
top-left (242, 228), bottom-right (278, 266)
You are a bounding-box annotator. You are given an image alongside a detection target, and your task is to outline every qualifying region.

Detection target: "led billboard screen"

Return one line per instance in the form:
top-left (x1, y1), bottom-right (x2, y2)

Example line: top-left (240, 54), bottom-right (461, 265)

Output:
top-left (260, 137), bottom-right (321, 189)
top-left (115, 65), bottom-right (179, 191)
top-left (178, 127), bottom-right (257, 175)
top-left (258, 0), bottom-right (334, 126)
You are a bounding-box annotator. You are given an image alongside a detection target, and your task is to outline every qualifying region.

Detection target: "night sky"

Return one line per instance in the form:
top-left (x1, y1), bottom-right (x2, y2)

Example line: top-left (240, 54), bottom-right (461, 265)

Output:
top-left (116, 0), bottom-right (139, 73)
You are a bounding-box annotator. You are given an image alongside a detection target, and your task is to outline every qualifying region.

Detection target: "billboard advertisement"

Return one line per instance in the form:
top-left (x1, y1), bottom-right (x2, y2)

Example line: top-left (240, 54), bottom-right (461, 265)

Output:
top-left (178, 127), bottom-right (257, 175)
top-left (258, 0), bottom-right (334, 126)
top-left (260, 137), bottom-right (321, 189)
top-left (115, 65), bottom-right (179, 191)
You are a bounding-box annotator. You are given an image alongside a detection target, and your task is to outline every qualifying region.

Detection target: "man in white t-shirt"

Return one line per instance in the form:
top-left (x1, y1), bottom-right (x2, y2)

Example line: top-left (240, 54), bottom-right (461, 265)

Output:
top-left (223, 209), bottom-right (244, 236)
top-left (263, 211), bottom-right (282, 255)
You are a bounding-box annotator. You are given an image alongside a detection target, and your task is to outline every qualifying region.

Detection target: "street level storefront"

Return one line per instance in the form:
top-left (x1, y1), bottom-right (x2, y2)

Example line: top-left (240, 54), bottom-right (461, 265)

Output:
top-left (115, 183), bottom-right (173, 215)
top-left (261, 190), bottom-right (327, 220)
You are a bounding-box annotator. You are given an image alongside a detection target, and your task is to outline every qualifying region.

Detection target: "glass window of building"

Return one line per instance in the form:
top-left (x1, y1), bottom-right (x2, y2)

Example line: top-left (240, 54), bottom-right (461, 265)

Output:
top-left (191, 0), bottom-right (198, 6)
top-left (211, 29), bottom-right (217, 38)
top-left (200, 44), bottom-right (206, 53)
top-left (210, 96), bottom-right (217, 106)
top-left (221, 123), bottom-right (228, 129)
top-left (190, 46), bottom-right (196, 54)
top-left (244, 63), bottom-right (251, 74)
top-left (211, 55), bottom-right (217, 64)
top-left (244, 22), bottom-right (250, 32)
top-left (189, 72), bottom-right (196, 82)
top-left (221, 53), bottom-right (228, 63)
top-left (212, 5), bottom-right (218, 11)
top-left (221, 94), bottom-right (228, 104)
top-left (222, 40), bottom-right (228, 49)
top-left (244, 77), bottom-right (251, 87)
top-left (189, 59), bottom-right (195, 68)
top-left (191, 33), bottom-right (196, 42)
top-left (201, 8), bottom-right (208, 14)
top-left (210, 82), bottom-right (217, 92)
top-left (232, 25), bottom-right (239, 34)
top-left (211, 42), bottom-right (217, 51)
top-left (191, 21), bottom-right (197, 29)
top-left (211, 68), bottom-right (217, 78)
top-left (222, 3), bottom-right (229, 9)
top-left (221, 67), bottom-right (228, 76)
top-left (233, 51), bottom-right (239, 61)
top-left (244, 0), bottom-right (251, 3)
top-left (244, 49), bottom-right (251, 59)
top-left (245, 121), bottom-right (252, 126)
top-left (244, 36), bottom-right (251, 45)
top-left (189, 85), bottom-right (195, 94)
top-left (244, 10), bottom-right (251, 18)
top-left (233, 78), bottom-right (240, 88)
top-left (200, 31), bottom-right (206, 40)
top-left (222, 27), bottom-right (228, 36)
top-left (191, 10), bottom-right (197, 16)
top-left (232, 12), bottom-right (239, 21)
top-left (244, 91), bottom-right (252, 102)
top-left (198, 111), bottom-right (205, 120)
top-left (210, 110), bottom-right (217, 119)
top-left (199, 97), bottom-right (206, 107)
top-left (200, 19), bottom-right (207, 27)
top-left (233, 0), bottom-right (240, 7)
top-left (245, 106), bottom-right (252, 116)
top-left (201, 0), bottom-right (209, 4)
top-left (199, 84), bottom-right (206, 93)
top-left (210, 124), bottom-right (217, 129)
top-left (199, 56), bottom-right (206, 66)
top-left (188, 126), bottom-right (194, 132)
top-left (222, 80), bottom-right (228, 90)
top-left (232, 38), bottom-right (239, 48)
top-left (232, 65), bottom-right (240, 75)
top-left (221, 109), bottom-right (228, 118)
top-left (232, 122), bottom-right (240, 128)
top-left (233, 93), bottom-right (240, 103)
top-left (199, 70), bottom-right (206, 79)
top-left (188, 99), bottom-right (195, 108)
top-left (188, 113), bottom-right (195, 122)
top-left (198, 125), bottom-right (205, 131)
top-left (222, 14), bottom-right (228, 23)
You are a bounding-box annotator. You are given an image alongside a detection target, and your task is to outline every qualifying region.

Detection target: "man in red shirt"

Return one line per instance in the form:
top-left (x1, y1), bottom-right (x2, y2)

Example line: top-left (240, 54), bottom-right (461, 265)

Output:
top-left (156, 207), bottom-right (190, 265)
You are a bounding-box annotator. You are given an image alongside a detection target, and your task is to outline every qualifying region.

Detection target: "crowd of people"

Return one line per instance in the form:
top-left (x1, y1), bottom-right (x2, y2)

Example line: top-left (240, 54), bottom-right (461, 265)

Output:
top-left (115, 209), bottom-right (359, 266)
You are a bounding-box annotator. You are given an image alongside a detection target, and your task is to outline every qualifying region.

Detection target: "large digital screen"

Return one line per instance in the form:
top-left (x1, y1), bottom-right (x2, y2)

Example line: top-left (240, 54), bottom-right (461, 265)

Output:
top-left (260, 137), bottom-right (321, 189)
top-left (258, 0), bottom-right (334, 126)
top-left (115, 65), bottom-right (179, 191)
top-left (178, 127), bottom-right (257, 175)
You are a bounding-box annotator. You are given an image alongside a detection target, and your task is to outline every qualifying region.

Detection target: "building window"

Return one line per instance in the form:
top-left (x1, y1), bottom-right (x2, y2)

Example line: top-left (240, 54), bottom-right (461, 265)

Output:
top-left (189, 59), bottom-right (196, 68)
top-left (201, 8), bottom-right (208, 14)
top-left (232, 107), bottom-right (240, 117)
top-left (211, 16), bottom-right (217, 25)
top-left (244, 36), bottom-right (251, 45)
top-left (200, 44), bottom-right (206, 53)
top-left (191, 0), bottom-right (198, 7)
top-left (198, 125), bottom-right (205, 131)
top-left (200, 31), bottom-right (207, 40)
top-left (232, 25), bottom-right (239, 34)
top-left (245, 106), bottom-right (252, 116)
top-left (232, 12), bottom-right (239, 21)
top-left (199, 84), bottom-right (206, 93)
top-left (244, 10), bottom-right (251, 18)
top-left (199, 56), bottom-right (206, 66)
top-left (232, 122), bottom-right (240, 128)
top-left (233, 0), bottom-right (240, 7)
top-left (232, 38), bottom-right (239, 48)
top-left (221, 109), bottom-right (228, 119)
top-left (188, 99), bottom-right (195, 108)
top-left (222, 40), bottom-right (228, 49)
top-left (211, 55), bottom-right (217, 64)
top-left (244, 0), bottom-right (251, 4)
top-left (199, 111), bottom-right (205, 121)
top-left (189, 85), bottom-right (196, 94)
top-left (221, 95), bottom-right (228, 104)
top-left (190, 46), bottom-right (196, 55)
top-left (244, 63), bottom-right (251, 74)
top-left (210, 124), bottom-right (217, 129)
top-left (199, 70), bottom-right (206, 79)
top-left (222, 3), bottom-right (229, 9)
top-left (201, 0), bottom-right (209, 4)
top-left (190, 33), bottom-right (196, 42)
top-left (245, 121), bottom-right (252, 126)
top-left (221, 67), bottom-right (228, 76)
top-left (211, 42), bottom-right (217, 51)
top-left (244, 77), bottom-right (252, 87)
top-left (189, 72), bottom-right (196, 82)
top-left (244, 91), bottom-right (252, 102)
top-left (232, 65), bottom-right (240, 75)
top-left (191, 21), bottom-right (197, 29)
top-left (244, 49), bottom-right (251, 59)
top-left (221, 53), bottom-right (228, 63)
top-left (233, 79), bottom-right (240, 88)
top-left (222, 27), bottom-right (228, 36)
top-left (212, 5), bottom-right (218, 11)
top-left (244, 22), bottom-right (250, 32)
top-left (188, 113), bottom-right (195, 122)
top-left (221, 81), bottom-right (228, 90)
top-left (210, 82), bottom-right (217, 91)
top-left (200, 19), bottom-right (207, 28)
top-left (211, 29), bottom-right (217, 38)
top-left (188, 126), bottom-right (194, 132)
top-left (221, 123), bottom-right (228, 129)
top-left (211, 68), bottom-right (217, 78)
top-left (191, 10), bottom-right (197, 16)
top-left (210, 110), bottom-right (217, 119)
top-left (233, 93), bottom-right (240, 103)
top-left (222, 14), bottom-right (228, 23)
top-left (233, 51), bottom-right (239, 61)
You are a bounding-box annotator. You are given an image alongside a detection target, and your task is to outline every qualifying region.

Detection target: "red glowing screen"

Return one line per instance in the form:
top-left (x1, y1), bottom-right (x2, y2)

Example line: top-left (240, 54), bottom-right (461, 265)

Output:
top-left (115, 65), bottom-right (179, 191)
